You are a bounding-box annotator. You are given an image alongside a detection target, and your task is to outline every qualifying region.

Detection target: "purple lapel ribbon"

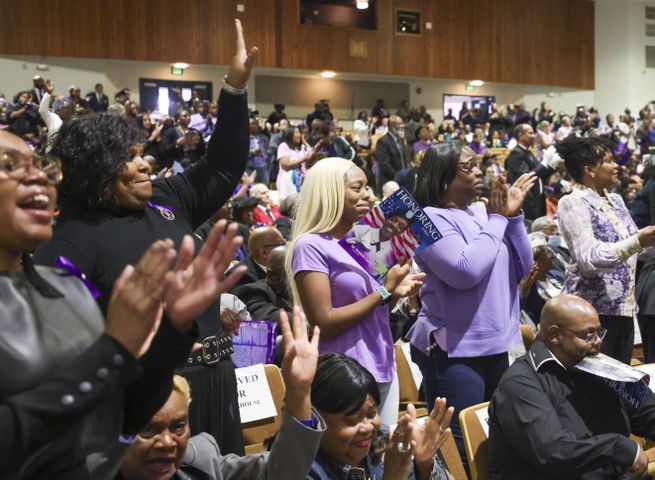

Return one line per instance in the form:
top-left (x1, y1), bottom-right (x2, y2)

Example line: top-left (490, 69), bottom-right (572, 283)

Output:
top-left (55, 256), bottom-right (101, 299)
top-left (147, 201), bottom-right (174, 213)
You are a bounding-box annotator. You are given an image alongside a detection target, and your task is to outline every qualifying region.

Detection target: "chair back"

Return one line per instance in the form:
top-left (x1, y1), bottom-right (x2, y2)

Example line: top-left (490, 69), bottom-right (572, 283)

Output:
top-left (242, 364), bottom-right (286, 455)
top-left (440, 433), bottom-right (467, 480)
top-left (459, 401), bottom-right (491, 480)
top-left (519, 324), bottom-right (536, 352)
top-left (395, 344), bottom-right (419, 403)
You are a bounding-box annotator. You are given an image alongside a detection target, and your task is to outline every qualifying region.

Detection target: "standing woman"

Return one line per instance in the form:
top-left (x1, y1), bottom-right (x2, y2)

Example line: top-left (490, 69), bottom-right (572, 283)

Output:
top-left (34, 19), bottom-right (257, 455)
top-left (287, 157), bottom-right (424, 426)
top-left (556, 136), bottom-right (655, 364)
top-left (276, 126), bottom-right (315, 199)
top-left (0, 129), bottom-right (245, 478)
top-left (408, 141), bottom-right (536, 459)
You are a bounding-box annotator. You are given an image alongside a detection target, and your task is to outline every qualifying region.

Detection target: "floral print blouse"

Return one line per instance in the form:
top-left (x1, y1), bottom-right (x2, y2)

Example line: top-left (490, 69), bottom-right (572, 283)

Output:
top-left (557, 186), bottom-right (642, 317)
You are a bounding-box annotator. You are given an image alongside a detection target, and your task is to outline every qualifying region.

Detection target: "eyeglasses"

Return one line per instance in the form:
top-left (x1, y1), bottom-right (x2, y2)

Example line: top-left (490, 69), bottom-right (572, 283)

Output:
top-left (457, 160), bottom-right (480, 174)
top-left (0, 150), bottom-right (62, 185)
top-left (561, 326), bottom-right (607, 343)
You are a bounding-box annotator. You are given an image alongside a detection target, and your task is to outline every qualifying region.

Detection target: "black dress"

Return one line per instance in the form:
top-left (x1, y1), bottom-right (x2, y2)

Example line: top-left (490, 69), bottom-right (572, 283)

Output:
top-left (35, 89), bottom-right (249, 455)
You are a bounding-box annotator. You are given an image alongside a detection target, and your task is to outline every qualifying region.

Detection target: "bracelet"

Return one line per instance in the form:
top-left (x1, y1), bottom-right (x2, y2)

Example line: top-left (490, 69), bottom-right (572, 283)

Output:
top-left (221, 76), bottom-right (247, 96)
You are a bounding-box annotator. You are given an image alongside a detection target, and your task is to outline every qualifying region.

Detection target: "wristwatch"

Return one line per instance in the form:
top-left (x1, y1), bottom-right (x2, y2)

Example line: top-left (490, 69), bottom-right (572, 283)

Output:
top-left (376, 285), bottom-right (393, 305)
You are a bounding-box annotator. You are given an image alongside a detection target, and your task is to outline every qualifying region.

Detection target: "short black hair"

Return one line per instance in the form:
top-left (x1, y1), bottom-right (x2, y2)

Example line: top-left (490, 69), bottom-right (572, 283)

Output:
top-left (413, 141), bottom-right (461, 208)
top-left (52, 114), bottom-right (140, 208)
top-left (311, 353), bottom-right (380, 416)
top-left (555, 136), bottom-right (614, 183)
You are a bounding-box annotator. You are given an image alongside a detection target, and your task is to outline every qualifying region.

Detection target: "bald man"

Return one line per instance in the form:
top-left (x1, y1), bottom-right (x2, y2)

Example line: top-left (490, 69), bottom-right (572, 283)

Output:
top-left (489, 294), bottom-right (655, 479)
top-left (227, 226), bottom-right (285, 291)
top-left (250, 183), bottom-right (281, 226)
top-left (234, 245), bottom-right (292, 322)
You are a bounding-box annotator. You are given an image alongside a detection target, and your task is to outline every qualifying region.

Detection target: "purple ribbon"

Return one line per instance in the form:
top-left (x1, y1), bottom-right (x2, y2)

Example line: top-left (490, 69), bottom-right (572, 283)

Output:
top-left (147, 201), bottom-right (174, 213)
top-left (55, 256), bottom-right (101, 299)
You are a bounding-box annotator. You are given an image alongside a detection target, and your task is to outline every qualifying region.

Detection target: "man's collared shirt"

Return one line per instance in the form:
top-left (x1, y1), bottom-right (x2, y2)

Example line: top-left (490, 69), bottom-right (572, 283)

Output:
top-left (488, 338), bottom-right (655, 479)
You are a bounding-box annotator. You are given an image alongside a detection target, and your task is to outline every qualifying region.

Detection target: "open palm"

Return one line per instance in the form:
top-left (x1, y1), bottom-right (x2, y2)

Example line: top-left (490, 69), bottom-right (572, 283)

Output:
top-left (165, 221), bottom-right (246, 331)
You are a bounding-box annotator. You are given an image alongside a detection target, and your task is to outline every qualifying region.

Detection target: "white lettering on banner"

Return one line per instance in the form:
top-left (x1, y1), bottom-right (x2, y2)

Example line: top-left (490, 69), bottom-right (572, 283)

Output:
top-left (235, 364), bottom-right (278, 424)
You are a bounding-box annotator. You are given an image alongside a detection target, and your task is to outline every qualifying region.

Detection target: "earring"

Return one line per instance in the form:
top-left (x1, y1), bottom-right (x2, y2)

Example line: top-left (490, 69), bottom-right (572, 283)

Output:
top-left (443, 183), bottom-right (448, 191)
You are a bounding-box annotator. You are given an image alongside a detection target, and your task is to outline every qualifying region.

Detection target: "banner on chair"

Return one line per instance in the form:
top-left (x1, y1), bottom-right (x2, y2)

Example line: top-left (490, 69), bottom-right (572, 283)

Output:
top-left (232, 320), bottom-right (278, 368)
top-left (235, 363), bottom-right (278, 423)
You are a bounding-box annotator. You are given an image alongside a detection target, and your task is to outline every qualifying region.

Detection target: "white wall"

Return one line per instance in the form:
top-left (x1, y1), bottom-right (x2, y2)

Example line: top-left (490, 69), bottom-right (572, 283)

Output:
top-left (595, 0), bottom-right (655, 116)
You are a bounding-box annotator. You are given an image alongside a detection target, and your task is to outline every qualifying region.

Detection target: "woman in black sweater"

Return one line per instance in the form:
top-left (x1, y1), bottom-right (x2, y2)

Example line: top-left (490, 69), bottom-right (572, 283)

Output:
top-left (35, 19), bottom-right (258, 455)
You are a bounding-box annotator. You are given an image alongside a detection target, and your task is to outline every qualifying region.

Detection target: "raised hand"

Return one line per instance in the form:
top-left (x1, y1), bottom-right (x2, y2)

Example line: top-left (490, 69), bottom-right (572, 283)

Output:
top-left (486, 177), bottom-right (509, 217)
top-left (507, 172), bottom-right (537, 216)
top-left (384, 259), bottom-right (426, 301)
top-left (383, 414), bottom-right (415, 480)
top-left (225, 19), bottom-right (259, 89)
top-left (518, 263), bottom-right (540, 298)
top-left (44, 79), bottom-right (54, 94)
top-left (280, 306), bottom-right (320, 420)
top-left (164, 221), bottom-right (246, 331)
top-left (105, 239), bottom-right (176, 358)
top-left (408, 398), bottom-right (454, 474)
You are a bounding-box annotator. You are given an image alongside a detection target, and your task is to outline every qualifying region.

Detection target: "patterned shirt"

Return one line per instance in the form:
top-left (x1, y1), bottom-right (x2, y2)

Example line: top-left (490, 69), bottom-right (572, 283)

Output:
top-left (557, 186), bottom-right (642, 316)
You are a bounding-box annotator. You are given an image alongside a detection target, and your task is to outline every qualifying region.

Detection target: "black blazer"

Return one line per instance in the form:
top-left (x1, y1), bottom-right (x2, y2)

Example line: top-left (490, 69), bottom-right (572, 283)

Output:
top-left (505, 145), bottom-right (555, 221)
top-left (234, 279), bottom-right (293, 321)
top-left (375, 133), bottom-right (406, 192)
top-left (87, 93), bottom-right (109, 112)
top-left (228, 256), bottom-right (266, 292)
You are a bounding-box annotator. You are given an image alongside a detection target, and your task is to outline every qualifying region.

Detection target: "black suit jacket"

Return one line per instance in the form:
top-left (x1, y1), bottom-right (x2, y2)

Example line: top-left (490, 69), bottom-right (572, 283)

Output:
top-left (505, 145), bottom-right (555, 221)
top-left (228, 256), bottom-right (265, 293)
top-left (375, 133), bottom-right (406, 193)
top-left (234, 279), bottom-right (293, 321)
top-left (87, 93), bottom-right (109, 112)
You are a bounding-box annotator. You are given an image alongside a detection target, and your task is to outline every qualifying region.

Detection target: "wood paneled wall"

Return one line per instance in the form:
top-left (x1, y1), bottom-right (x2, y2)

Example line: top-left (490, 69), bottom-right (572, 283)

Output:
top-left (0, 0), bottom-right (594, 89)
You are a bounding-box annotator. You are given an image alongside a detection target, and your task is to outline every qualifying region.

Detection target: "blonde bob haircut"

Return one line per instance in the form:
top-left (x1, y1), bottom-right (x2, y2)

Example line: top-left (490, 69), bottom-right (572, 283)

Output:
top-left (285, 157), bottom-right (358, 304)
top-left (172, 374), bottom-right (192, 406)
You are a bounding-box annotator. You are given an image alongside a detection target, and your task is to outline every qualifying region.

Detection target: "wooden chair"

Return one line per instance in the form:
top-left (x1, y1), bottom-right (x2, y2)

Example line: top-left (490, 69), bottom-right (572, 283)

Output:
top-left (519, 324), bottom-right (536, 352)
top-left (459, 402), bottom-right (491, 480)
top-left (394, 344), bottom-right (428, 419)
top-left (440, 432), bottom-right (468, 480)
top-left (241, 364), bottom-right (286, 455)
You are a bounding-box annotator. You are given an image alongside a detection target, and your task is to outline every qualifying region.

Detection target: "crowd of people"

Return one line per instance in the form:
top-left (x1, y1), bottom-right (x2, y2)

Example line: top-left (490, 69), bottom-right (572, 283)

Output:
top-left (3, 16), bottom-right (655, 480)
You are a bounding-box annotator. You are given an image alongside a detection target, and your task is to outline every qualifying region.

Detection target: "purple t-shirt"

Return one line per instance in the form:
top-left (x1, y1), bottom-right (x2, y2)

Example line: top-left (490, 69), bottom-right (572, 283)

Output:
top-left (291, 232), bottom-right (395, 383)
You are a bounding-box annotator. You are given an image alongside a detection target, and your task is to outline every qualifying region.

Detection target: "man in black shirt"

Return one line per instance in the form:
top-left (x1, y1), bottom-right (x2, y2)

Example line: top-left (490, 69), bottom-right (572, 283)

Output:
top-left (489, 294), bottom-right (654, 479)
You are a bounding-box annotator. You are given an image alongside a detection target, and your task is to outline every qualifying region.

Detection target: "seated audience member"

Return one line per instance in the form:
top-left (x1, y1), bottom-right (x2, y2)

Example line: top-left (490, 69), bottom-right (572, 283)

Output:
top-left (530, 215), bottom-right (572, 268)
top-left (275, 192), bottom-right (298, 241)
top-left (489, 294), bottom-right (655, 479)
top-left (235, 245), bottom-right (292, 322)
top-left (118, 308), bottom-right (326, 480)
top-left (229, 226), bottom-right (285, 290)
top-left (188, 100), bottom-right (211, 134)
top-left (519, 232), bottom-right (563, 326)
top-left (309, 353), bottom-right (455, 480)
top-left (232, 197), bottom-right (259, 228)
top-left (8, 91), bottom-right (40, 142)
top-left (251, 182), bottom-right (282, 226)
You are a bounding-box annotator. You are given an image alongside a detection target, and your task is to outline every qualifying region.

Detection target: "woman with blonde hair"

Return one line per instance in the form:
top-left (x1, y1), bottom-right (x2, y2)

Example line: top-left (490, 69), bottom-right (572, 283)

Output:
top-left (287, 157), bottom-right (425, 426)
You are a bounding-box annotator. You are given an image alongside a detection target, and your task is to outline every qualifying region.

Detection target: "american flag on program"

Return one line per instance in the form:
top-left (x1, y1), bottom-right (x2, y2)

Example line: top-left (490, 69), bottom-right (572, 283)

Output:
top-left (363, 206), bottom-right (421, 259)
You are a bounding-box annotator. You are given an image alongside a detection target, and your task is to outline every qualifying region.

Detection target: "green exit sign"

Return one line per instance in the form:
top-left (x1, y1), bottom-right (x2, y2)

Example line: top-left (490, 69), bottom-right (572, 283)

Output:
top-left (171, 67), bottom-right (184, 75)
top-left (465, 83), bottom-right (475, 91)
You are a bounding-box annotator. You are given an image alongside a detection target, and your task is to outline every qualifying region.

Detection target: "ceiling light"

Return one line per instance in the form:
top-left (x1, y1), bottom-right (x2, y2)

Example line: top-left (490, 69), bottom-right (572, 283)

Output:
top-left (321, 70), bottom-right (336, 78)
top-left (172, 62), bottom-right (189, 69)
top-left (469, 79), bottom-right (484, 87)
top-left (356, 1), bottom-right (369, 10)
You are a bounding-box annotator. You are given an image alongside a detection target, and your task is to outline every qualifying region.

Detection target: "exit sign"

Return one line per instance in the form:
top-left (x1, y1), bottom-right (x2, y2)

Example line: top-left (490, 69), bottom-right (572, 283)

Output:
top-left (171, 67), bottom-right (184, 75)
top-left (465, 83), bottom-right (475, 91)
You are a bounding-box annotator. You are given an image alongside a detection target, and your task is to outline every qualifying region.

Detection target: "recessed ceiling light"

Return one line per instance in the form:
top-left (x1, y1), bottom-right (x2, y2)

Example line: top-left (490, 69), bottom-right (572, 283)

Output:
top-left (469, 79), bottom-right (484, 87)
top-left (321, 70), bottom-right (336, 78)
top-left (356, 1), bottom-right (369, 9)
top-left (172, 62), bottom-right (190, 69)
